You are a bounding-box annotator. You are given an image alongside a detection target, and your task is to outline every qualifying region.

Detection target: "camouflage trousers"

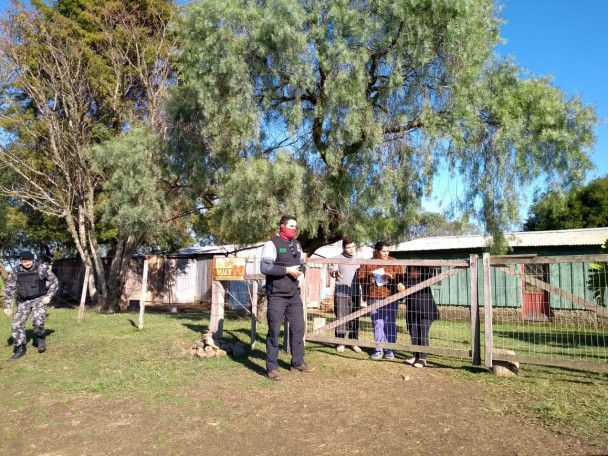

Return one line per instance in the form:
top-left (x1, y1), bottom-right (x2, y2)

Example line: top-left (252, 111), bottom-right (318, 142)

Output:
top-left (11, 297), bottom-right (47, 346)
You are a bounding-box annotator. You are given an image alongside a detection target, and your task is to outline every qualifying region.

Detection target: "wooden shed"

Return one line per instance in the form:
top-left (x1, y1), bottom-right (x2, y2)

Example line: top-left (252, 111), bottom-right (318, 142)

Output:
top-left (52, 244), bottom-right (266, 310)
top-left (52, 241), bottom-right (329, 311)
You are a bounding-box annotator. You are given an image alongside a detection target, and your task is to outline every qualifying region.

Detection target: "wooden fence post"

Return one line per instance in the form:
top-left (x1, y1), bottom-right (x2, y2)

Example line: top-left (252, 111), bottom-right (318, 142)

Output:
top-left (469, 254), bottom-right (481, 365)
top-left (77, 265), bottom-right (90, 324)
top-left (138, 257), bottom-right (149, 330)
top-left (483, 253), bottom-right (493, 368)
top-left (210, 280), bottom-right (224, 339)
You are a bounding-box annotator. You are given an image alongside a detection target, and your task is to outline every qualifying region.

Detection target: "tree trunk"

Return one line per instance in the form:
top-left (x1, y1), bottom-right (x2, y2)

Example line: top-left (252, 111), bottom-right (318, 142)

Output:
top-left (65, 206), bottom-right (110, 310)
top-left (106, 234), bottom-right (138, 311)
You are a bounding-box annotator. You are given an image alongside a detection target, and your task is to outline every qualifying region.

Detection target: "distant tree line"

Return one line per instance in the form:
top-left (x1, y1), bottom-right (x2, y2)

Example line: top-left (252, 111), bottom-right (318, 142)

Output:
top-left (524, 177), bottom-right (608, 231)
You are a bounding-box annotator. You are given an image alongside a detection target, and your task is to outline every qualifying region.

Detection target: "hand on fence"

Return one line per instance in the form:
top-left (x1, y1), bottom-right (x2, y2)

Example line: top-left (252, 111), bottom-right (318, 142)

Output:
top-left (41, 296), bottom-right (51, 305)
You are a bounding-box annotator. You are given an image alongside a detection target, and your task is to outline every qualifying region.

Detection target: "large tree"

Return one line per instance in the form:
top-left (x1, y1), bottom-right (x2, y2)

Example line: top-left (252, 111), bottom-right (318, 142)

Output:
top-left (524, 177), bottom-right (608, 231)
top-left (0, 0), bottom-right (185, 309)
top-left (407, 211), bottom-right (479, 239)
top-left (171, 0), bottom-right (596, 253)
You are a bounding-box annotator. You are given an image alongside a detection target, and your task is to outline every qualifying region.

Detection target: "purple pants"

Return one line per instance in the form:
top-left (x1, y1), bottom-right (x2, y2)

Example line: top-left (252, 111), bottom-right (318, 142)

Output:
top-left (369, 299), bottom-right (398, 344)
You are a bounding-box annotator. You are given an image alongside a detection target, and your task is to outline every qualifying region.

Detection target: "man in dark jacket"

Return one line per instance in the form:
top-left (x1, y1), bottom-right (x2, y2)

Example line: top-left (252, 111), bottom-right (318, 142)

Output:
top-left (260, 215), bottom-right (314, 381)
top-left (3, 251), bottom-right (59, 360)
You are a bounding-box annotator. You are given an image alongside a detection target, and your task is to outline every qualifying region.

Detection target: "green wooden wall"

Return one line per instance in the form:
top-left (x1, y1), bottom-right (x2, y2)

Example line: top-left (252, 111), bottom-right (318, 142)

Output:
top-left (394, 245), bottom-right (605, 309)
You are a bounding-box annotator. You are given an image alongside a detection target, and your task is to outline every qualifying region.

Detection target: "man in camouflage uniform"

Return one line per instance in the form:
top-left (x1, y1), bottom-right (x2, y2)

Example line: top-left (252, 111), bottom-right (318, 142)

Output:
top-left (3, 251), bottom-right (58, 360)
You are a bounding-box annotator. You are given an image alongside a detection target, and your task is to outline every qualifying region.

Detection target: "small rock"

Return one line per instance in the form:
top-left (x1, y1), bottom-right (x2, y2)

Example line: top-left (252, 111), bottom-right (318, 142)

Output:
top-left (492, 348), bottom-right (519, 377)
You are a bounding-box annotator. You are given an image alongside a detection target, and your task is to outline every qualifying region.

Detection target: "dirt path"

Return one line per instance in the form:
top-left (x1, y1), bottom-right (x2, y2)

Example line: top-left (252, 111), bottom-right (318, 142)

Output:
top-left (2, 357), bottom-right (604, 456)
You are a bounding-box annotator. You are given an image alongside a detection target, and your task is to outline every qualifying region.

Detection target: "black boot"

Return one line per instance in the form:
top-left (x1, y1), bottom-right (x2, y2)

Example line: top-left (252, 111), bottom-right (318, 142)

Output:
top-left (36, 336), bottom-right (46, 353)
top-left (9, 345), bottom-right (26, 361)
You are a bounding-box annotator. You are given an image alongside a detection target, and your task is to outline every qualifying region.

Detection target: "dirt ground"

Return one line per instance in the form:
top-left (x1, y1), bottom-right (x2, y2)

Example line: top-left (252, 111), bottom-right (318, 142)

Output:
top-left (2, 354), bottom-right (606, 456)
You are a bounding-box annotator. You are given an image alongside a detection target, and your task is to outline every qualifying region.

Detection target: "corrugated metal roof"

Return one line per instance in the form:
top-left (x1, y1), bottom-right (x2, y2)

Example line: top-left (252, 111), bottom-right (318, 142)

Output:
top-left (173, 227), bottom-right (608, 256)
top-left (390, 227), bottom-right (608, 252)
top-left (177, 243), bottom-right (264, 257)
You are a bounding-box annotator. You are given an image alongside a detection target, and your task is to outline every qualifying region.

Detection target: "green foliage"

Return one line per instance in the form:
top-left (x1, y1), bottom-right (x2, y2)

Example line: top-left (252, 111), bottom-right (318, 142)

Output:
top-left (0, 0), bottom-right (183, 306)
top-left (172, 0), bottom-right (597, 249)
top-left (209, 151), bottom-right (320, 244)
top-left (0, 195), bottom-right (72, 257)
top-left (407, 211), bottom-right (479, 239)
top-left (0, 197), bottom-right (10, 246)
top-left (524, 177), bottom-right (608, 231)
top-left (449, 60), bottom-right (596, 237)
top-left (91, 126), bottom-right (169, 238)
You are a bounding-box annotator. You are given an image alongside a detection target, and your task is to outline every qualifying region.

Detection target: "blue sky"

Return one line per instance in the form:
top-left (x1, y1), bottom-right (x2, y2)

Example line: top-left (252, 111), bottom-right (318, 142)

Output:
top-left (1, 0), bottom-right (606, 222)
top-left (426, 0), bottom-right (608, 221)
top-left (499, 0), bottom-right (608, 181)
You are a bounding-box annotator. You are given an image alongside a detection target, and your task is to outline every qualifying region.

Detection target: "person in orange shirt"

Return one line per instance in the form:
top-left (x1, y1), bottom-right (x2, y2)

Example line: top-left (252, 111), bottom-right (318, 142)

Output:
top-left (358, 242), bottom-right (405, 360)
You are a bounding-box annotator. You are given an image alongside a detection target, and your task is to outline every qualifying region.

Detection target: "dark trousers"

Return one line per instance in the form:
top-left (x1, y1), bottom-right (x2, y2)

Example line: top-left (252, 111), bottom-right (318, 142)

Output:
top-left (406, 312), bottom-right (433, 360)
top-left (334, 294), bottom-right (359, 339)
top-left (266, 294), bottom-right (305, 372)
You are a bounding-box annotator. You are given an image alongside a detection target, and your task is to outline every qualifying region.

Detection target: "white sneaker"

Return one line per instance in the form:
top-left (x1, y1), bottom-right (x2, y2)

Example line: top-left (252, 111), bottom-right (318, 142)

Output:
top-left (352, 346), bottom-right (362, 353)
top-left (413, 360), bottom-right (426, 368)
top-left (336, 345), bottom-right (345, 353)
top-left (404, 357), bottom-right (417, 365)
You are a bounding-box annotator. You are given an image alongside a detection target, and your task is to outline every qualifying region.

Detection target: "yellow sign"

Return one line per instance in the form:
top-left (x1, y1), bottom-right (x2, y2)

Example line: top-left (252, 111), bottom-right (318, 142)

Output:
top-left (212, 257), bottom-right (247, 281)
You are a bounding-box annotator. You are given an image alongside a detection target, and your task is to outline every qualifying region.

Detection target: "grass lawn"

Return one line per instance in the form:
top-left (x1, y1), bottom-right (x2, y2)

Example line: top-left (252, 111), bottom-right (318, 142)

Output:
top-left (0, 308), bottom-right (607, 454)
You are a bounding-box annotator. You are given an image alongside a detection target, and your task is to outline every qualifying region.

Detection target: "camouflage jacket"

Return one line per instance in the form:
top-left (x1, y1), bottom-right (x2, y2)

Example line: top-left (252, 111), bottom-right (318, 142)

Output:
top-left (3, 263), bottom-right (59, 309)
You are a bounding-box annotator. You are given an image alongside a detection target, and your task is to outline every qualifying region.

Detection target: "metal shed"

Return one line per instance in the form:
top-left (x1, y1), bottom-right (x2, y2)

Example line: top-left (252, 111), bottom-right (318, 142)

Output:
top-left (390, 227), bottom-right (608, 318)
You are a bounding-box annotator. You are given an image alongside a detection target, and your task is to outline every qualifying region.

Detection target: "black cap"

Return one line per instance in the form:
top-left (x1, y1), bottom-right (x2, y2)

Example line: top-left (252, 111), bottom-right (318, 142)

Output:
top-left (19, 251), bottom-right (35, 260)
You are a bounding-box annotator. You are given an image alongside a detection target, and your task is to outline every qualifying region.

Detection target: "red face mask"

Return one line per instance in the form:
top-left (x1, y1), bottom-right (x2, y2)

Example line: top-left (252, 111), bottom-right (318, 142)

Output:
top-left (279, 226), bottom-right (298, 241)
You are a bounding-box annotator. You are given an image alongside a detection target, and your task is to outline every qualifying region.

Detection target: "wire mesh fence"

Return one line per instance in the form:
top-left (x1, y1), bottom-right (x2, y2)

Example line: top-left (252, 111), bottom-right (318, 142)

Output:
top-left (44, 251), bottom-right (608, 372)
top-left (304, 254), bottom-right (608, 371)
top-left (303, 257), bottom-right (473, 362)
top-left (486, 254), bottom-right (608, 370)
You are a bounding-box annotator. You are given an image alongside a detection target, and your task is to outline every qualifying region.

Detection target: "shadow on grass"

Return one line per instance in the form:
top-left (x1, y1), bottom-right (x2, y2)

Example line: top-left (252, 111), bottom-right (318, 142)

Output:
top-left (182, 322), bottom-right (210, 335)
top-left (176, 318), bottom-right (493, 377)
top-left (428, 358), bottom-right (490, 374)
top-left (517, 364), bottom-right (608, 384)
top-left (223, 328), bottom-right (294, 374)
top-left (5, 329), bottom-right (56, 347)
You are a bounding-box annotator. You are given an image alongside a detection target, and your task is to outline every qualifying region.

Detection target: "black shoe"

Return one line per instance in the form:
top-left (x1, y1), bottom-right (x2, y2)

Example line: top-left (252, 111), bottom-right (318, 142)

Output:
top-left (9, 345), bottom-right (26, 361)
top-left (36, 337), bottom-right (46, 353)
